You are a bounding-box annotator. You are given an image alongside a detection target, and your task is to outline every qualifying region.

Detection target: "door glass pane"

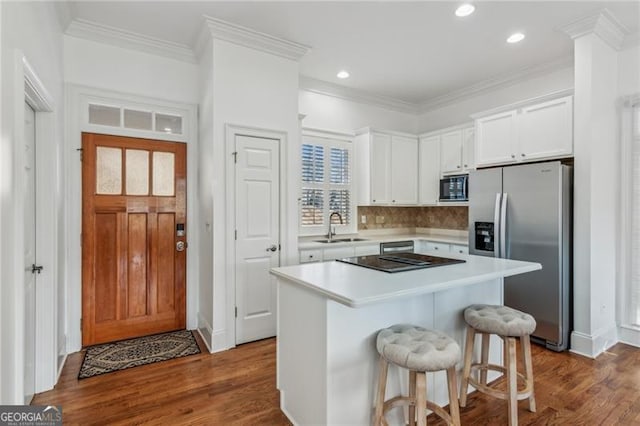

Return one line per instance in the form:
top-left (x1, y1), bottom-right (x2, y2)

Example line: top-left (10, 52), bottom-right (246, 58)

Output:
top-left (89, 104), bottom-right (121, 127)
top-left (96, 147), bottom-right (122, 194)
top-left (156, 113), bottom-right (182, 135)
top-left (126, 149), bottom-right (149, 195)
top-left (152, 151), bottom-right (175, 196)
top-left (124, 109), bottom-right (152, 130)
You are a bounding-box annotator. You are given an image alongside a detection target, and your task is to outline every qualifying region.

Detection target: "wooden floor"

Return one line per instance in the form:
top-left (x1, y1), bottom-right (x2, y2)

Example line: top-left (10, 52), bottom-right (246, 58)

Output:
top-left (34, 335), bottom-right (640, 425)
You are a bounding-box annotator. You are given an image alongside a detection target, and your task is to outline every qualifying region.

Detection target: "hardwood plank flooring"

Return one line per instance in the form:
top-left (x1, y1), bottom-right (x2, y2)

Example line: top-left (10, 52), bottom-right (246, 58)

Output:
top-left (34, 335), bottom-right (640, 425)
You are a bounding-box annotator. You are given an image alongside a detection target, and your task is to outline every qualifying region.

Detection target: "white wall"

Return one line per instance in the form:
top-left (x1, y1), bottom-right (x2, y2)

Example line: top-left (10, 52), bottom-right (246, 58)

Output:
top-left (197, 41), bottom-right (215, 350)
top-left (417, 66), bottom-right (574, 133)
top-left (299, 90), bottom-right (416, 134)
top-left (0, 0), bottom-right (65, 403)
top-left (199, 38), bottom-right (300, 351)
top-left (571, 33), bottom-right (620, 357)
top-left (64, 36), bottom-right (199, 104)
top-left (618, 46), bottom-right (640, 96)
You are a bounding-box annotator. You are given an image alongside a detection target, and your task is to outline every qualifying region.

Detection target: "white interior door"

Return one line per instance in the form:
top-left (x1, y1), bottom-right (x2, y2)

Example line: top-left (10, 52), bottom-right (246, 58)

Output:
top-left (23, 102), bottom-right (37, 404)
top-left (235, 135), bottom-right (280, 344)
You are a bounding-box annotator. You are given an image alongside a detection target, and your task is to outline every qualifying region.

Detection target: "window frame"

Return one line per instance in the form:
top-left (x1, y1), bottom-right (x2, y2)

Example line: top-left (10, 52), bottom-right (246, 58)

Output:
top-left (299, 129), bottom-right (356, 236)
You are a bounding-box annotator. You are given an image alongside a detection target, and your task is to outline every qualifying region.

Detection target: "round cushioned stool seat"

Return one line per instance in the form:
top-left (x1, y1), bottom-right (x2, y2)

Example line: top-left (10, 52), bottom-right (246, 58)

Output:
top-left (376, 324), bottom-right (460, 372)
top-left (464, 304), bottom-right (536, 336)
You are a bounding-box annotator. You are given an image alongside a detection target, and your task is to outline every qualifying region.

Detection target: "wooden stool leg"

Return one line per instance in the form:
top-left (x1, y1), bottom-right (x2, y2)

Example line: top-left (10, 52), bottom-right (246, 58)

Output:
top-left (480, 333), bottom-right (490, 385)
top-left (446, 366), bottom-right (461, 426)
top-left (521, 334), bottom-right (536, 413)
top-left (374, 356), bottom-right (389, 426)
top-left (409, 370), bottom-right (417, 426)
top-left (416, 372), bottom-right (427, 426)
top-left (459, 326), bottom-right (475, 407)
top-left (505, 337), bottom-right (518, 426)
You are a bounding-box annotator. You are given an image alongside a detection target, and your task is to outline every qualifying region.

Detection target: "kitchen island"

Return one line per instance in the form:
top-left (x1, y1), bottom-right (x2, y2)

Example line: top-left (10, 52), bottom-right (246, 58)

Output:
top-left (270, 252), bottom-right (541, 426)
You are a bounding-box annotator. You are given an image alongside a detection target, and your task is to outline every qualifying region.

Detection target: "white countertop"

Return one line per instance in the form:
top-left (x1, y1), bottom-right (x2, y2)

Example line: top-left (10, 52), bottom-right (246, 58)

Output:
top-left (271, 253), bottom-right (541, 308)
top-left (298, 229), bottom-right (468, 250)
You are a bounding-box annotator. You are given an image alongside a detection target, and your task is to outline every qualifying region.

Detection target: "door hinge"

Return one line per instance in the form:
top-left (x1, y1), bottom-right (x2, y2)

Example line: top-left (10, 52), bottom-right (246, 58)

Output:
top-left (279, 244), bottom-right (281, 251)
top-left (76, 148), bottom-right (83, 161)
top-left (235, 306), bottom-right (238, 318)
top-left (234, 230), bottom-right (237, 240)
top-left (232, 151), bottom-right (238, 163)
top-left (80, 318), bottom-right (82, 330)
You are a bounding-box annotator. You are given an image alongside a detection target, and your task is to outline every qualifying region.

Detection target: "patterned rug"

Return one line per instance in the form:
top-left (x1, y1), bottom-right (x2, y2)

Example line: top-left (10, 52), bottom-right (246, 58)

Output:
top-left (78, 330), bottom-right (201, 379)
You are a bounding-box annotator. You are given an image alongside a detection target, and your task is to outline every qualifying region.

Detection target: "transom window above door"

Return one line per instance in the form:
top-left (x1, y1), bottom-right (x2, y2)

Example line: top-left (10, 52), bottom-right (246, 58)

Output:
top-left (88, 103), bottom-right (183, 135)
top-left (95, 146), bottom-right (175, 196)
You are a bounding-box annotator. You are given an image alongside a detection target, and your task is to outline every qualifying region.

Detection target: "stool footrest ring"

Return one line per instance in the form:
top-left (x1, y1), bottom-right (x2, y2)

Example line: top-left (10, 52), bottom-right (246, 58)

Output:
top-left (468, 363), bottom-right (534, 401)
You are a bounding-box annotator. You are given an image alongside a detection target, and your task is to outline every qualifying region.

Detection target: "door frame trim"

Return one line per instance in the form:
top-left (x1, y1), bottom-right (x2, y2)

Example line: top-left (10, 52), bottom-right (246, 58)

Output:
top-left (7, 51), bottom-right (57, 402)
top-left (224, 124), bottom-right (288, 350)
top-left (65, 84), bottom-right (199, 353)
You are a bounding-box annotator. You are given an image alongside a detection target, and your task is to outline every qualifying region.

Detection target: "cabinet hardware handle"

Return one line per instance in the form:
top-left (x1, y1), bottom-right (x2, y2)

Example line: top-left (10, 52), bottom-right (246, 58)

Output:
top-left (521, 153), bottom-right (526, 157)
top-left (464, 164), bottom-right (468, 167)
top-left (392, 200), bottom-right (396, 203)
top-left (511, 154), bottom-right (515, 158)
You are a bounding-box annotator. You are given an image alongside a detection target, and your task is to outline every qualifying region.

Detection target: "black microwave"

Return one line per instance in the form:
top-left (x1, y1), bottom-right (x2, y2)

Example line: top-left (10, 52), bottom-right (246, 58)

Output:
top-left (439, 174), bottom-right (468, 202)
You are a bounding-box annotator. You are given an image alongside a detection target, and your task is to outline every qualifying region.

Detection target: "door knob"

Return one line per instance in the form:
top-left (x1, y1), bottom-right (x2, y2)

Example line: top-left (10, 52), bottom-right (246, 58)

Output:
top-left (266, 245), bottom-right (278, 252)
top-left (31, 264), bottom-right (43, 274)
top-left (176, 241), bottom-right (186, 252)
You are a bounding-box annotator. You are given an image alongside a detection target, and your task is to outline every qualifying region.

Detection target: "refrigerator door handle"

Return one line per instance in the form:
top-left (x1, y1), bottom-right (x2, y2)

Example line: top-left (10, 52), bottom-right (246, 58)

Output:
top-left (494, 193), bottom-right (502, 258)
top-left (500, 193), bottom-right (508, 258)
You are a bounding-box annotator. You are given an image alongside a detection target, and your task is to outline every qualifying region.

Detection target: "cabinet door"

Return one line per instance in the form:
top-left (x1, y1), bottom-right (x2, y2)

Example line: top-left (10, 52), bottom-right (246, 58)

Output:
top-left (390, 135), bottom-right (418, 204)
top-left (450, 244), bottom-right (469, 255)
top-left (355, 244), bottom-right (380, 256)
top-left (475, 110), bottom-right (518, 166)
top-left (299, 249), bottom-right (322, 263)
top-left (370, 133), bottom-right (391, 204)
top-left (440, 130), bottom-right (463, 174)
top-left (419, 135), bottom-right (440, 205)
top-left (518, 96), bottom-right (573, 161)
top-left (462, 127), bottom-right (475, 172)
top-left (323, 246), bottom-right (355, 261)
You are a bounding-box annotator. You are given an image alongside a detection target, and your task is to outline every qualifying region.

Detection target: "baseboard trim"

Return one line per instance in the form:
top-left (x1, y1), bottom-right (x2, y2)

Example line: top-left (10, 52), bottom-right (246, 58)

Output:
top-left (618, 325), bottom-right (640, 348)
top-left (197, 312), bottom-right (213, 353)
top-left (570, 325), bottom-right (618, 358)
top-left (211, 329), bottom-right (229, 353)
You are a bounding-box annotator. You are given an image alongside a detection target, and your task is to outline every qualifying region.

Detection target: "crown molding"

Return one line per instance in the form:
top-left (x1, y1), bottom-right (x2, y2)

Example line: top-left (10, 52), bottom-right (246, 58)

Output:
top-left (199, 16), bottom-right (310, 61)
top-left (622, 32), bottom-right (640, 50)
top-left (417, 56), bottom-right (574, 114)
top-left (65, 19), bottom-right (197, 63)
top-left (559, 8), bottom-right (629, 51)
top-left (299, 76), bottom-right (419, 115)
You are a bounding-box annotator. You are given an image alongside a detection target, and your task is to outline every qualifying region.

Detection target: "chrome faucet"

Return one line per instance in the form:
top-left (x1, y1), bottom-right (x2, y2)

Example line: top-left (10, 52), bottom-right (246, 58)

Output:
top-left (327, 211), bottom-right (344, 241)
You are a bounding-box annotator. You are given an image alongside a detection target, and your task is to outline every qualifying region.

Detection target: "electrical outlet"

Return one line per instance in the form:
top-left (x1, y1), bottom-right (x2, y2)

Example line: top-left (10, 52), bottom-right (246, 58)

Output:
top-left (361, 215), bottom-right (367, 224)
top-left (375, 216), bottom-right (385, 224)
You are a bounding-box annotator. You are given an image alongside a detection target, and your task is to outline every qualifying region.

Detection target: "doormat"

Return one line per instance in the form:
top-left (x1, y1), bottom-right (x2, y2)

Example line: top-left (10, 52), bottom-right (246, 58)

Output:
top-left (78, 330), bottom-right (201, 379)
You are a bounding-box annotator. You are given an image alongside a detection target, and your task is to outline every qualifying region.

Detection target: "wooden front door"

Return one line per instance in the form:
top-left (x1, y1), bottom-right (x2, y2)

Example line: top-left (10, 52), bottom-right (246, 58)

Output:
top-left (82, 133), bottom-right (187, 346)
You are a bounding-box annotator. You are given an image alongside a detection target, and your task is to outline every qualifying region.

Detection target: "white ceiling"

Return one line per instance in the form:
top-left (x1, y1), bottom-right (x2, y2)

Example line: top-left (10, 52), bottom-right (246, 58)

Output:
top-left (65, 1), bottom-right (640, 107)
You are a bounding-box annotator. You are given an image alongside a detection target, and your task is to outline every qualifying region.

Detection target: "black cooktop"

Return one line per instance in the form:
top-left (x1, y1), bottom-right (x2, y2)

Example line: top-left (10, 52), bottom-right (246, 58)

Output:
top-left (336, 252), bottom-right (465, 273)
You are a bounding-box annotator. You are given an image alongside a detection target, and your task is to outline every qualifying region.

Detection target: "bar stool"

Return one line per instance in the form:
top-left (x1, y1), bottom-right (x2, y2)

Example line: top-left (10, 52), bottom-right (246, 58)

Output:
top-left (459, 304), bottom-right (537, 426)
top-left (374, 324), bottom-right (461, 426)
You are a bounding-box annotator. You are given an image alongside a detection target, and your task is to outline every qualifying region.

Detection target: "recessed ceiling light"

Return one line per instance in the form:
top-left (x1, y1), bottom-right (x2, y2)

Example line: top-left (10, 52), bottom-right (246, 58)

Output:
top-left (507, 32), bottom-right (526, 44)
top-left (455, 4), bottom-right (475, 17)
top-left (337, 70), bottom-right (350, 79)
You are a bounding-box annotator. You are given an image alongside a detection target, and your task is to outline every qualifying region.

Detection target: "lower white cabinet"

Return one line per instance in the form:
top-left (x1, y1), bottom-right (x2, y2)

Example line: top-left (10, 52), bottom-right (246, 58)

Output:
top-left (300, 249), bottom-right (323, 263)
top-left (322, 247), bottom-right (356, 261)
top-left (450, 244), bottom-right (469, 254)
top-left (355, 244), bottom-right (380, 256)
top-left (424, 241), bottom-right (450, 253)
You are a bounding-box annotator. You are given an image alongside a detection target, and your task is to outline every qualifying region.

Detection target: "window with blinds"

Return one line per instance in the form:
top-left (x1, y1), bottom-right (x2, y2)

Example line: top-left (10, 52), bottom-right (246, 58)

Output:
top-left (300, 133), bottom-right (354, 235)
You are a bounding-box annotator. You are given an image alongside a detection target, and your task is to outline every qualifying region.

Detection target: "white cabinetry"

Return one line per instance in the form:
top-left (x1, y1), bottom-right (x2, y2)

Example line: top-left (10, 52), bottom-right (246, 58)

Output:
top-left (355, 244), bottom-right (381, 256)
top-left (474, 93), bottom-right (573, 167)
top-left (450, 244), bottom-right (469, 255)
top-left (418, 135), bottom-right (440, 205)
top-left (299, 244), bottom-right (380, 264)
top-left (300, 249), bottom-right (322, 264)
top-left (356, 129), bottom-right (418, 205)
top-left (440, 130), bottom-right (464, 174)
top-left (462, 128), bottom-right (475, 172)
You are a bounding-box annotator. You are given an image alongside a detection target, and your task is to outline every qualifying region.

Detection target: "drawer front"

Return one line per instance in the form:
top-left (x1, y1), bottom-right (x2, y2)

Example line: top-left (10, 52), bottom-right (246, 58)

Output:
top-left (450, 244), bottom-right (469, 254)
top-left (424, 242), bottom-right (451, 253)
top-left (355, 244), bottom-right (380, 256)
top-left (323, 246), bottom-right (356, 261)
top-left (299, 249), bottom-right (322, 263)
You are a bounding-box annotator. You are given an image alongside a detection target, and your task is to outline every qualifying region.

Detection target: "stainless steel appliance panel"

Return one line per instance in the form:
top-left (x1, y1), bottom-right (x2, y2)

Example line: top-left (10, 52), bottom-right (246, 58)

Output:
top-left (468, 168), bottom-right (502, 256)
top-left (502, 162), bottom-right (564, 348)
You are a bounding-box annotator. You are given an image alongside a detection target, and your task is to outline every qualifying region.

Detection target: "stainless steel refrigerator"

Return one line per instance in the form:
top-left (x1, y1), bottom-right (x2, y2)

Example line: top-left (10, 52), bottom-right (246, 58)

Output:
top-left (468, 161), bottom-right (572, 351)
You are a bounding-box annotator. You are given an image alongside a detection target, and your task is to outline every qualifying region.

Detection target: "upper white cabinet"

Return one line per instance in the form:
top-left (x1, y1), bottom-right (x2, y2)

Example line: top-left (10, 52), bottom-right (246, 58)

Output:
top-left (474, 93), bottom-right (573, 167)
top-left (440, 127), bottom-right (475, 175)
top-left (418, 135), bottom-right (440, 205)
top-left (356, 129), bottom-right (418, 205)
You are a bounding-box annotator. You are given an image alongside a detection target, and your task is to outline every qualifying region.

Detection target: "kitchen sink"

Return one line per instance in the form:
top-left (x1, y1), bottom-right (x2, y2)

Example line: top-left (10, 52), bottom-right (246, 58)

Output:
top-left (313, 238), bottom-right (369, 243)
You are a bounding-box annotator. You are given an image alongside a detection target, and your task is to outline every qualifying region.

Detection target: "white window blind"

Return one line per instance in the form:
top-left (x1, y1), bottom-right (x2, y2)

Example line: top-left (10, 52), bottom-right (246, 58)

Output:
top-left (630, 103), bottom-right (640, 326)
top-left (300, 133), bottom-right (355, 235)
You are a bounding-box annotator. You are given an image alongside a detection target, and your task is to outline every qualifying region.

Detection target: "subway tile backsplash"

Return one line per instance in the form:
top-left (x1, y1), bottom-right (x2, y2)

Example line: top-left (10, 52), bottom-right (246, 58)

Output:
top-left (357, 206), bottom-right (468, 231)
